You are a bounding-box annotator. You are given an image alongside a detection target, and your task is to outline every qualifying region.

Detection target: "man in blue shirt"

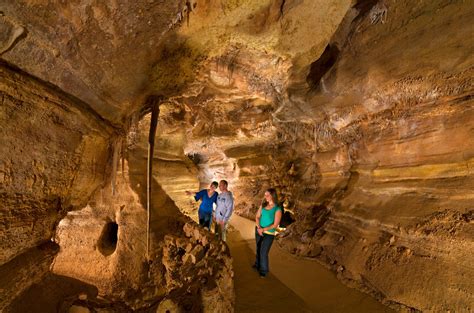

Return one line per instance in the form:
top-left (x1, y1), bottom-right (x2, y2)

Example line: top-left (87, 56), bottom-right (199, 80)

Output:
top-left (186, 181), bottom-right (218, 229)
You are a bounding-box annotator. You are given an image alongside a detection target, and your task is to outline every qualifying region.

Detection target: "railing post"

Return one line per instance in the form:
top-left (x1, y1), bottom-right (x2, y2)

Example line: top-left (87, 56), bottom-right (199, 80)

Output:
top-left (147, 103), bottom-right (160, 260)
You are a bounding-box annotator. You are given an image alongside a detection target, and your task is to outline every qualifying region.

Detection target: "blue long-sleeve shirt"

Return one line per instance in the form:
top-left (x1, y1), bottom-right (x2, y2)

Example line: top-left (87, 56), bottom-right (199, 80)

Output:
top-left (194, 189), bottom-right (218, 214)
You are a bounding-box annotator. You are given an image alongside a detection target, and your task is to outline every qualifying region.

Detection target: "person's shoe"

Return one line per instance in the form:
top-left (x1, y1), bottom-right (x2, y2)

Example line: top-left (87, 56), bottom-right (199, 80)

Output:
top-left (259, 272), bottom-right (266, 278)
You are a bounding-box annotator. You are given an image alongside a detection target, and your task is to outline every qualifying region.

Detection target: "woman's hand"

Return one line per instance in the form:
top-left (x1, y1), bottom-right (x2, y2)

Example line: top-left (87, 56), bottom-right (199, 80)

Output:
top-left (255, 207), bottom-right (262, 231)
top-left (257, 227), bottom-right (264, 236)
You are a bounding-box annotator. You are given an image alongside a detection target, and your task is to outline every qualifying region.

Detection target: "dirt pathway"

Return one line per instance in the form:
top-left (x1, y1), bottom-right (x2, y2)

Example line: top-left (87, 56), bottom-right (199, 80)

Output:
top-left (228, 215), bottom-right (393, 313)
top-left (228, 224), bottom-right (312, 313)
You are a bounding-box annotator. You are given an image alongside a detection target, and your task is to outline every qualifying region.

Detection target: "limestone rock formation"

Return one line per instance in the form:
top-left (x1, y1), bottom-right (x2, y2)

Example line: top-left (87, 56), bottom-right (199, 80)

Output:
top-left (0, 61), bottom-right (118, 309)
top-left (1, 0), bottom-right (473, 312)
top-left (157, 0), bottom-right (473, 311)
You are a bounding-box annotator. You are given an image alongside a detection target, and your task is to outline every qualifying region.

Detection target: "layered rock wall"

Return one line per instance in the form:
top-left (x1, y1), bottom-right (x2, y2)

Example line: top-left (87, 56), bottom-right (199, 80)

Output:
top-left (0, 0), bottom-right (185, 123)
top-left (48, 108), bottom-right (234, 311)
top-left (0, 62), bottom-right (118, 309)
top-left (0, 242), bottom-right (59, 310)
top-left (170, 0), bottom-right (473, 311)
top-left (131, 105), bottom-right (200, 216)
top-left (1, 0), bottom-right (473, 311)
top-left (271, 1), bottom-right (474, 310)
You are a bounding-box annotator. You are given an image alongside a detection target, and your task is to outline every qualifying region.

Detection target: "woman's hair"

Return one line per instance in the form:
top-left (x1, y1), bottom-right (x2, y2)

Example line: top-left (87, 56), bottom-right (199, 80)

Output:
top-left (211, 181), bottom-right (218, 188)
top-left (262, 188), bottom-right (278, 207)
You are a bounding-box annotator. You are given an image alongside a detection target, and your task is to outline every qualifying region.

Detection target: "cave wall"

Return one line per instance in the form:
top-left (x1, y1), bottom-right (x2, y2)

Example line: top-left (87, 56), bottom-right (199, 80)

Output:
top-left (271, 0), bottom-right (474, 311)
top-left (0, 0), bottom-right (247, 310)
top-left (51, 163), bottom-right (148, 299)
top-left (51, 159), bottom-right (234, 312)
top-left (0, 61), bottom-right (117, 309)
top-left (0, 242), bottom-right (59, 311)
top-left (1, 0), bottom-right (472, 311)
top-left (173, 0), bottom-right (354, 219)
top-left (47, 107), bottom-right (234, 311)
top-left (171, 0), bottom-right (473, 311)
top-left (132, 105), bottom-right (200, 217)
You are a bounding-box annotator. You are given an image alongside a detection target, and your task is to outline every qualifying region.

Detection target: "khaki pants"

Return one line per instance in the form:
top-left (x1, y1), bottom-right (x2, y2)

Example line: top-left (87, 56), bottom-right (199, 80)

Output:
top-left (214, 220), bottom-right (228, 242)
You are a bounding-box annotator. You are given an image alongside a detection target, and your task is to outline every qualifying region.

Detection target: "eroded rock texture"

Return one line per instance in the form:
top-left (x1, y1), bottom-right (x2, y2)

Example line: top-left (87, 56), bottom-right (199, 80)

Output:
top-left (1, 0), bottom-right (473, 312)
top-left (155, 0), bottom-right (473, 311)
top-left (271, 2), bottom-right (474, 311)
top-left (0, 62), bottom-right (118, 309)
top-left (0, 0), bottom-right (185, 123)
top-left (52, 161), bottom-right (233, 311)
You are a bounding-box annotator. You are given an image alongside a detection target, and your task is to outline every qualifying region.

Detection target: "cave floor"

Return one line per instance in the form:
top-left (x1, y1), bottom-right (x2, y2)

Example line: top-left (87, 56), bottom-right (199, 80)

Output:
top-left (228, 215), bottom-right (393, 313)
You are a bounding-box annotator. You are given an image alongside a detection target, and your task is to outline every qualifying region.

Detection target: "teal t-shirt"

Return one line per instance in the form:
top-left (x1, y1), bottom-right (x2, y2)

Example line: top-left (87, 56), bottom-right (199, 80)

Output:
top-left (259, 205), bottom-right (282, 234)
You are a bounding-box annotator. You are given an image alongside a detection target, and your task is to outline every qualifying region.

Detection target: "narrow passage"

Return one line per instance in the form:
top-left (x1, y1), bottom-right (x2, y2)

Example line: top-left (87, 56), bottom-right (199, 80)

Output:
top-left (228, 215), bottom-right (393, 313)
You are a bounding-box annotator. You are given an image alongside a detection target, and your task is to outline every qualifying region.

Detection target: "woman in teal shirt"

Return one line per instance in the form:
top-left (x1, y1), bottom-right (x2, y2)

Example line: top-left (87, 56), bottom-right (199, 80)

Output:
top-left (254, 188), bottom-right (282, 277)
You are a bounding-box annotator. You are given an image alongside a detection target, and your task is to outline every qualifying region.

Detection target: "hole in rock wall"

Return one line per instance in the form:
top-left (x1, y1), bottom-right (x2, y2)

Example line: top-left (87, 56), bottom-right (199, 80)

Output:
top-left (306, 44), bottom-right (340, 91)
top-left (280, 210), bottom-right (295, 228)
top-left (97, 221), bottom-right (119, 256)
top-left (187, 152), bottom-right (203, 165)
top-left (354, 0), bottom-right (381, 17)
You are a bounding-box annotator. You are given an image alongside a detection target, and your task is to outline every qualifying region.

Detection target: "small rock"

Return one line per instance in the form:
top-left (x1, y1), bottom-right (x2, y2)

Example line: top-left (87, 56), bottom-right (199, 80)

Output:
top-left (183, 223), bottom-right (193, 237)
top-left (156, 298), bottom-right (182, 313)
top-left (193, 228), bottom-right (202, 241)
top-left (201, 235), bottom-right (209, 246)
top-left (389, 235), bottom-right (396, 245)
top-left (52, 48), bottom-right (60, 57)
top-left (182, 253), bottom-right (196, 264)
top-left (301, 231), bottom-right (313, 243)
top-left (191, 245), bottom-right (205, 263)
top-left (176, 238), bottom-right (188, 250)
top-left (308, 244), bottom-right (322, 257)
top-left (78, 292), bottom-right (87, 300)
top-left (164, 235), bottom-right (175, 246)
top-left (69, 305), bottom-right (90, 313)
top-left (337, 265), bottom-right (345, 273)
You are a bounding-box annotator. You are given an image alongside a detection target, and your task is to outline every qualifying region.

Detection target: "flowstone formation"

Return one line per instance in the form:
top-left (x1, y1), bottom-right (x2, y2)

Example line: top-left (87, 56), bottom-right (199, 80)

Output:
top-left (1, 0), bottom-right (473, 312)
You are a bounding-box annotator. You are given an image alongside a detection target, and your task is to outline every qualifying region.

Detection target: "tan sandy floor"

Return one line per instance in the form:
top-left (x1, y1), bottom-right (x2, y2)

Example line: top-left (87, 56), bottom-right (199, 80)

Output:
top-left (228, 214), bottom-right (393, 313)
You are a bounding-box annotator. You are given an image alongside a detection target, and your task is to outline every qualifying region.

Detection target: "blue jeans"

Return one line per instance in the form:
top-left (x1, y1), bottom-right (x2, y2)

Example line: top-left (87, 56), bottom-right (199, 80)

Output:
top-left (255, 227), bottom-right (275, 275)
top-left (198, 211), bottom-right (212, 229)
